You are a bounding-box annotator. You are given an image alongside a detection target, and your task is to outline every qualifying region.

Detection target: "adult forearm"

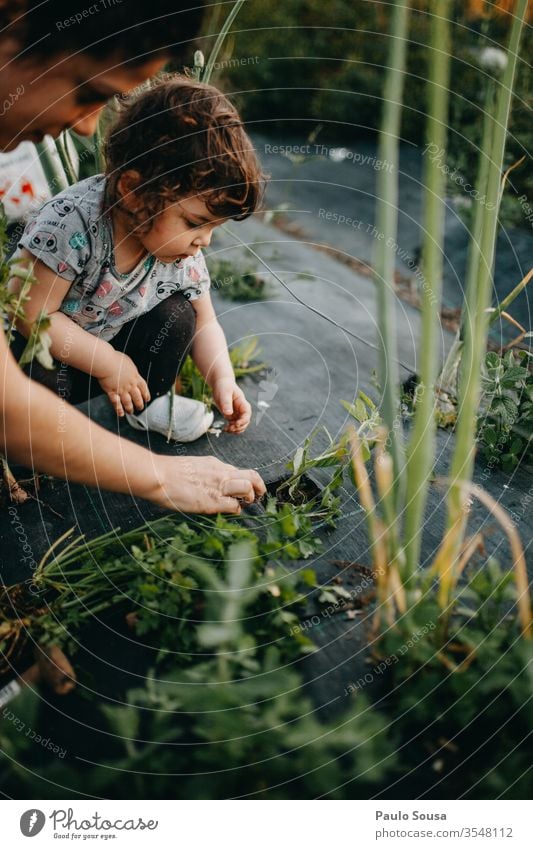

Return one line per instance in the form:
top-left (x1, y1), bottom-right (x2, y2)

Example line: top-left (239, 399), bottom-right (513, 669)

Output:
top-left (1, 328), bottom-right (266, 514)
top-left (2, 369), bottom-right (163, 500)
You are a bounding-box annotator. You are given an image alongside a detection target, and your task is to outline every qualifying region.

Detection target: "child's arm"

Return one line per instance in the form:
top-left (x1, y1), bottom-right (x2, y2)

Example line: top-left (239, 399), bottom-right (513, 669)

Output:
top-left (191, 293), bottom-right (251, 434)
top-left (12, 251), bottom-right (150, 416)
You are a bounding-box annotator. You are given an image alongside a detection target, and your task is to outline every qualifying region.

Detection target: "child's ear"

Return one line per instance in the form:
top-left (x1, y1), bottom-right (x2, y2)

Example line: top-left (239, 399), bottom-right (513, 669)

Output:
top-left (117, 170), bottom-right (142, 211)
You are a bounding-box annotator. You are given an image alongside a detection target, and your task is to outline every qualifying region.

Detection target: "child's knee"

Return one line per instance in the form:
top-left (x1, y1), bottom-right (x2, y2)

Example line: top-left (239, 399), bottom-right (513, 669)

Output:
top-left (153, 292), bottom-right (196, 342)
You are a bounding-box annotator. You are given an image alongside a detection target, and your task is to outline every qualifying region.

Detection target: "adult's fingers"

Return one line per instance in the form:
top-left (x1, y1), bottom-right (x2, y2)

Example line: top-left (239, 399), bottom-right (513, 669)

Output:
top-left (224, 468), bottom-right (264, 497)
top-left (246, 469), bottom-right (266, 497)
top-left (221, 477), bottom-right (256, 503)
top-left (212, 496), bottom-right (242, 515)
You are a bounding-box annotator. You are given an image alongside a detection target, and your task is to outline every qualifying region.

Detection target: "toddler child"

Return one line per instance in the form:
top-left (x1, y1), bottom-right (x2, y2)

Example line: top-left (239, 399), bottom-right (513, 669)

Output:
top-left (10, 77), bottom-right (264, 442)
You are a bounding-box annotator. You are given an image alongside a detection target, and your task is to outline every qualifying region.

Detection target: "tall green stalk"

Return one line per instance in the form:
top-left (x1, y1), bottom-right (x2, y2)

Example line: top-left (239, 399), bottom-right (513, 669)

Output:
top-left (438, 77), bottom-right (495, 394)
top-left (373, 0), bottom-right (411, 510)
top-left (447, 0), bottom-right (528, 535)
top-left (202, 0), bottom-right (247, 85)
top-left (404, 0), bottom-right (452, 575)
top-left (35, 138), bottom-right (69, 195)
top-left (54, 132), bottom-right (78, 186)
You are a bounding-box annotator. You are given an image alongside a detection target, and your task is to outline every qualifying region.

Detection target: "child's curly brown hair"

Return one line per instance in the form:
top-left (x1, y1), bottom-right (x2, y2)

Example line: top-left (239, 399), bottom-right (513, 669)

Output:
top-left (104, 76), bottom-right (265, 232)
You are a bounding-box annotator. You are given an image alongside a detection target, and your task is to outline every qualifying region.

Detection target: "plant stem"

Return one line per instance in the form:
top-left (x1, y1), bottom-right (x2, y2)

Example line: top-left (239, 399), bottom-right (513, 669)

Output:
top-left (54, 132), bottom-right (78, 186)
top-left (403, 0), bottom-right (452, 575)
top-left (202, 0), bottom-right (247, 85)
top-left (446, 0), bottom-right (528, 550)
top-left (36, 139), bottom-right (69, 195)
top-left (488, 267), bottom-right (533, 326)
top-left (373, 0), bottom-right (411, 510)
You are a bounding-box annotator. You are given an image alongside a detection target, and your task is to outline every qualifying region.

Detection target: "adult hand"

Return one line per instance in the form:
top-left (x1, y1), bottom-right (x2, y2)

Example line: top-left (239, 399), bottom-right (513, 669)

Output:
top-left (147, 454), bottom-right (265, 514)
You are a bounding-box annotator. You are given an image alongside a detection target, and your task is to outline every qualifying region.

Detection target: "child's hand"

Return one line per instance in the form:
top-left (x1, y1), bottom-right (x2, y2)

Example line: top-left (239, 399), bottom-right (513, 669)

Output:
top-left (212, 378), bottom-right (251, 434)
top-left (97, 351), bottom-right (151, 417)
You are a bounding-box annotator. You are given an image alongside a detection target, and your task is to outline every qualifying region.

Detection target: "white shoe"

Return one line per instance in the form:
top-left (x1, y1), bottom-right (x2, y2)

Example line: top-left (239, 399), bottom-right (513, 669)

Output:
top-left (126, 393), bottom-right (214, 443)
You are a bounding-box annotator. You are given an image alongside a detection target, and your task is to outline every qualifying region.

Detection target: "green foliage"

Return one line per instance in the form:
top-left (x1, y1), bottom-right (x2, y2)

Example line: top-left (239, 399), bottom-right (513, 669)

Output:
top-left (0, 209), bottom-right (53, 370)
top-left (0, 211), bottom-right (34, 336)
top-left (210, 258), bottom-right (273, 302)
top-left (341, 390), bottom-right (382, 461)
top-left (179, 337), bottom-right (267, 406)
top-left (14, 510), bottom-right (324, 665)
top-left (217, 2), bottom-right (531, 230)
top-left (274, 393), bottom-right (382, 528)
top-left (371, 556), bottom-right (533, 799)
top-left (0, 523), bottom-right (392, 800)
top-left (2, 512), bottom-right (531, 799)
top-left (276, 428), bottom-right (346, 527)
top-left (478, 349), bottom-right (533, 469)
top-left (17, 312), bottom-right (54, 370)
top-left (446, 40), bottom-right (532, 232)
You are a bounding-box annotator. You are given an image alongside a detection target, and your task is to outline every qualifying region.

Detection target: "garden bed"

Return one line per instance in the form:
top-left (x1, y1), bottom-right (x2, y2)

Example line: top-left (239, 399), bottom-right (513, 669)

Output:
top-left (1, 213), bottom-right (531, 799)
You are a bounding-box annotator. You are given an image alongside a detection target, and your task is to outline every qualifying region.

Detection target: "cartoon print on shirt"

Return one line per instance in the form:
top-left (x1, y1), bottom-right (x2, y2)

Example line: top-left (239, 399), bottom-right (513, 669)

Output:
top-left (18, 174), bottom-right (211, 343)
top-left (69, 231), bottom-right (88, 250)
top-left (188, 264), bottom-right (201, 283)
top-left (95, 280), bottom-right (114, 299)
top-left (62, 299), bottom-right (80, 314)
top-left (51, 198), bottom-right (75, 217)
top-left (29, 231), bottom-right (58, 253)
top-left (156, 281), bottom-right (178, 300)
top-left (81, 303), bottom-right (104, 322)
top-left (108, 301), bottom-right (123, 317)
top-left (71, 271), bottom-right (96, 296)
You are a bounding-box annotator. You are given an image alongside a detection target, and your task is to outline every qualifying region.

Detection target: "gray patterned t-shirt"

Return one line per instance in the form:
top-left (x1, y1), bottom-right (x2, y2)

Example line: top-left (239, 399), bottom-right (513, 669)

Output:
top-left (17, 174), bottom-right (210, 341)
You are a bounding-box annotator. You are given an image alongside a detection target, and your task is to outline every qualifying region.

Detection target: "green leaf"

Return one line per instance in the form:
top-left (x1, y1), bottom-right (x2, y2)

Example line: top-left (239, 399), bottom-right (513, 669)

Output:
top-left (18, 312), bottom-right (54, 370)
top-left (501, 367), bottom-right (528, 388)
top-left (292, 446), bottom-right (305, 477)
top-left (485, 352), bottom-right (501, 369)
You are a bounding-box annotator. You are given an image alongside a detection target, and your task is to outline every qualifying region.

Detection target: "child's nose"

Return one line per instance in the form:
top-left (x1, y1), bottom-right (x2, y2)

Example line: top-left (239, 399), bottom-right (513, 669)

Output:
top-left (194, 230), bottom-right (212, 248)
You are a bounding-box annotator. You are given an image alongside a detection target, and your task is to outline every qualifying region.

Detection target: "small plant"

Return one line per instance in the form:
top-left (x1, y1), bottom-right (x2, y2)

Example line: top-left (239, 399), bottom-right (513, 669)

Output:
top-left (273, 393), bottom-right (382, 527)
top-left (477, 349), bottom-right (533, 469)
top-left (209, 257), bottom-right (272, 302)
top-left (341, 390), bottom-right (383, 460)
top-left (178, 337), bottom-right (268, 406)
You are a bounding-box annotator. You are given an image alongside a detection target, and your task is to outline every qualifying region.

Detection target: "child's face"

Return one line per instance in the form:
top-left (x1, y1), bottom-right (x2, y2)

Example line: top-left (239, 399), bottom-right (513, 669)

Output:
top-left (138, 196), bottom-right (225, 264)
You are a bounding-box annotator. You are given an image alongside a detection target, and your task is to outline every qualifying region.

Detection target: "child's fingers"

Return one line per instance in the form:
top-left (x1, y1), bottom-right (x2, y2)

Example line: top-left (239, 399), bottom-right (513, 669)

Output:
top-left (130, 386), bottom-right (146, 411)
top-left (140, 381), bottom-right (151, 403)
top-left (225, 416), bottom-right (249, 433)
top-left (108, 392), bottom-right (125, 417)
top-left (120, 392), bottom-right (135, 415)
top-left (234, 402), bottom-right (251, 427)
top-left (216, 388), bottom-right (234, 417)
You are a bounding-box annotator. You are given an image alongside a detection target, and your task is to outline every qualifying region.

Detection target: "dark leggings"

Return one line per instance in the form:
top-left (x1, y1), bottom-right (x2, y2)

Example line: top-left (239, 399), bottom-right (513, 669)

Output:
top-left (11, 292), bottom-right (196, 406)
